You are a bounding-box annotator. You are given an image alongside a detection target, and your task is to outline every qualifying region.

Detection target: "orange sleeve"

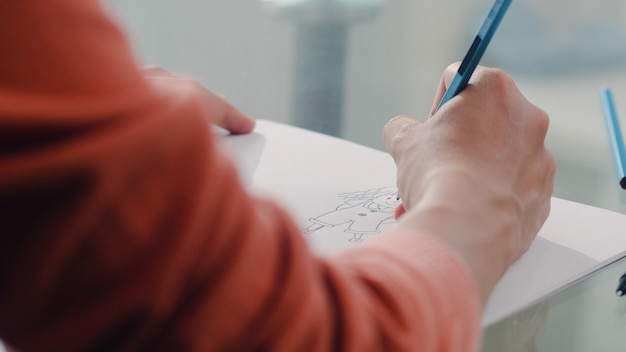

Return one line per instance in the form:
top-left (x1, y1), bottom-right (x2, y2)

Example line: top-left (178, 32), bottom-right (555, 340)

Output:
top-left (0, 1), bottom-right (481, 351)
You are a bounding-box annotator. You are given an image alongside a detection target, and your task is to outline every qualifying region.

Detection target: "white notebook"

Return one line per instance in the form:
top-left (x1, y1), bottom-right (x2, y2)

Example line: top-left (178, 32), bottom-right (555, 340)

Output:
top-left (219, 119), bottom-right (626, 326)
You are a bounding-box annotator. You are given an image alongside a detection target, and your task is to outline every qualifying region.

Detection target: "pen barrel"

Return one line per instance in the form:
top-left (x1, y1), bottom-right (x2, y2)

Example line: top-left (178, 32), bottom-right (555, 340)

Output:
top-left (600, 88), bottom-right (626, 189)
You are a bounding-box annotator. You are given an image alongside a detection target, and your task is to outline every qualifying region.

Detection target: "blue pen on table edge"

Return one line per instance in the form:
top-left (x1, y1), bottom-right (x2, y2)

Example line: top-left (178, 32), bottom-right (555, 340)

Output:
top-left (599, 87), bottom-right (626, 189)
top-left (617, 272), bottom-right (626, 297)
top-left (600, 88), bottom-right (626, 298)
top-left (435, 0), bottom-right (513, 112)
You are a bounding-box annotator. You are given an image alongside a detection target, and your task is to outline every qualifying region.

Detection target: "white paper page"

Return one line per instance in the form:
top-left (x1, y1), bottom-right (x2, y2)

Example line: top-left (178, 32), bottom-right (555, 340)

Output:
top-left (219, 119), bottom-right (626, 326)
top-left (219, 119), bottom-right (398, 255)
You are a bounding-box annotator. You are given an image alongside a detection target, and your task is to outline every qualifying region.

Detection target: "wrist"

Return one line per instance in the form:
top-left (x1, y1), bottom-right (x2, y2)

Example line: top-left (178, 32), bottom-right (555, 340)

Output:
top-left (395, 175), bottom-right (520, 304)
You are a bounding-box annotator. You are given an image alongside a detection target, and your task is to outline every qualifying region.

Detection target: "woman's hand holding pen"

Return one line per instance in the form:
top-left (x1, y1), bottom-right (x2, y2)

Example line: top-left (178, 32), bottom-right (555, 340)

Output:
top-left (383, 64), bottom-right (556, 306)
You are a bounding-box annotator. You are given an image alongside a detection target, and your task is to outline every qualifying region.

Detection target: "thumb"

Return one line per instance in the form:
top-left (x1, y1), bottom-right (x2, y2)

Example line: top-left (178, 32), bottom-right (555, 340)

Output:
top-left (430, 62), bottom-right (462, 116)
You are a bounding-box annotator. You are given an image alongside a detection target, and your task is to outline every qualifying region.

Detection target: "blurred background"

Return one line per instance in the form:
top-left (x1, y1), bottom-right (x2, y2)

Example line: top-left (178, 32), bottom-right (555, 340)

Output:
top-left (102, 0), bottom-right (626, 211)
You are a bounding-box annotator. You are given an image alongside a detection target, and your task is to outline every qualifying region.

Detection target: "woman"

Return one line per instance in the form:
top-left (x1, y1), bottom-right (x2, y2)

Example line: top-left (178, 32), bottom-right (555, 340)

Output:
top-left (0, 0), bottom-right (554, 350)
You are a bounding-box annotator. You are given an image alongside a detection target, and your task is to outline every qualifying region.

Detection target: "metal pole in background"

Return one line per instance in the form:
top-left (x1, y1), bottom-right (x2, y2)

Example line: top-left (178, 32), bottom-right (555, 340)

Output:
top-left (262, 0), bottom-right (384, 137)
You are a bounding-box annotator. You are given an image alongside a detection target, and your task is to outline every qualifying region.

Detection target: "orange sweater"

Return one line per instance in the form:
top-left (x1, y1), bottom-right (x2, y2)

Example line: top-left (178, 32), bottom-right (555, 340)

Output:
top-left (0, 1), bottom-right (481, 351)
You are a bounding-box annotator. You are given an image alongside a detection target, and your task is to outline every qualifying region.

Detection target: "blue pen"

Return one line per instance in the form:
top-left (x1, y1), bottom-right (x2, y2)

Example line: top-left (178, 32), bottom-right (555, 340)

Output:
top-left (617, 271), bottom-right (626, 297)
top-left (435, 0), bottom-right (513, 112)
top-left (599, 87), bottom-right (626, 189)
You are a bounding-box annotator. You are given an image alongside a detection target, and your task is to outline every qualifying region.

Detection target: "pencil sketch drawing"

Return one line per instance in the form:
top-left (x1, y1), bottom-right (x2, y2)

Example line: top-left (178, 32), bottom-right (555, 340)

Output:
top-left (303, 186), bottom-right (399, 243)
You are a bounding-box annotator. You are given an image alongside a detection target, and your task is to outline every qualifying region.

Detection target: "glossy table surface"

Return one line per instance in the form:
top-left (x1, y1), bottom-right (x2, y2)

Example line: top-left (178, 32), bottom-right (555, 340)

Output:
top-left (105, 0), bottom-right (626, 350)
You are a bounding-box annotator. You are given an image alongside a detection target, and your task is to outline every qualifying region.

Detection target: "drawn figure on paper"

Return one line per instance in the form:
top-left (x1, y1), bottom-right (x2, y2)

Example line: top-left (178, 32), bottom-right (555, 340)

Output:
top-left (303, 187), bottom-right (399, 243)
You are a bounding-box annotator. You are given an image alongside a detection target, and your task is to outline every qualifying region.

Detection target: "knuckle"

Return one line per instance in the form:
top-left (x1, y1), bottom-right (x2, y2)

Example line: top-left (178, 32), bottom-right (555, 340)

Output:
top-left (547, 153), bottom-right (557, 178)
top-left (383, 116), bottom-right (421, 157)
top-left (532, 107), bottom-right (550, 138)
top-left (488, 67), bottom-right (514, 91)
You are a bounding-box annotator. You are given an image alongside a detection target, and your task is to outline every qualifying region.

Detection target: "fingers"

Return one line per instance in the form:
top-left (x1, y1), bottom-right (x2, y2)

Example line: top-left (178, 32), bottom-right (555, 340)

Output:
top-left (382, 115), bottom-right (422, 156)
top-left (141, 65), bottom-right (256, 135)
top-left (194, 85), bottom-right (255, 135)
top-left (142, 65), bottom-right (174, 78)
top-left (430, 62), bottom-right (462, 116)
top-left (215, 97), bottom-right (256, 134)
top-left (383, 115), bottom-right (425, 209)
